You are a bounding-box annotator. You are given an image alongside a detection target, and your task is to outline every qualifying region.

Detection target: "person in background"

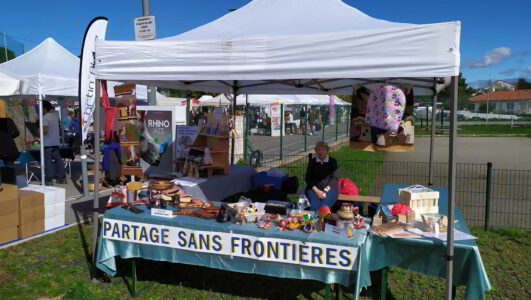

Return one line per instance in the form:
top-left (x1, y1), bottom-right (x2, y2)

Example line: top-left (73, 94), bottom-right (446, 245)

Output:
top-left (63, 111), bottom-right (73, 132)
top-left (42, 100), bottom-right (66, 185)
top-left (304, 141), bottom-right (340, 211)
top-left (69, 112), bottom-right (82, 154)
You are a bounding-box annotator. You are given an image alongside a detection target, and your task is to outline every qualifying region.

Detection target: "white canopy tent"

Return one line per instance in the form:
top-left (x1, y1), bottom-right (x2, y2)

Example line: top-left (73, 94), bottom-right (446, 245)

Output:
top-left (0, 71), bottom-right (21, 96)
top-left (93, 0), bottom-right (461, 296)
top-left (0, 37), bottom-right (80, 185)
top-left (207, 94), bottom-right (351, 106)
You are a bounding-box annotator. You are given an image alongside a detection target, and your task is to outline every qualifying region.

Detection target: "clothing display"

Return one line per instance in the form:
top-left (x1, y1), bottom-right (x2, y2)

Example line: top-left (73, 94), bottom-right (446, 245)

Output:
top-left (365, 85), bottom-right (406, 131)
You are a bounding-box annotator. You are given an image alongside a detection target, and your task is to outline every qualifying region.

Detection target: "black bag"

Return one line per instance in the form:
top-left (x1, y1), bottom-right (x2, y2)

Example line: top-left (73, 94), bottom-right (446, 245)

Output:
top-left (282, 176), bottom-right (299, 194)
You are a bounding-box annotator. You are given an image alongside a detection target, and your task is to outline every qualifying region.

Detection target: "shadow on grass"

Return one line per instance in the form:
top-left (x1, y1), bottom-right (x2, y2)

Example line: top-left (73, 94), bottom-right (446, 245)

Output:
top-left (114, 257), bottom-right (330, 299)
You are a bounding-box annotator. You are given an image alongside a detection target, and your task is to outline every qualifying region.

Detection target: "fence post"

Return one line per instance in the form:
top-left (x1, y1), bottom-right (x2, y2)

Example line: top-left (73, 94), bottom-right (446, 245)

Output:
top-left (243, 101), bottom-right (249, 164)
top-left (335, 104), bottom-right (339, 141)
top-left (345, 105), bottom-right (352, 140)
top-left (321, 105), bottom-right (325, 141)
top-left (280, 103), bottom-right (284, 161)
top-left (304, 105), bottom-right (308, 152)
top-left (485, 162), bottom-right (493, 231)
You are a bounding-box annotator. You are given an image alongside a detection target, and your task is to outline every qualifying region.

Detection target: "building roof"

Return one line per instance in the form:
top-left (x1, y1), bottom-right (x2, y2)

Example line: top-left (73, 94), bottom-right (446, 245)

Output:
top-left (468, 90), bottom-right (531, 102)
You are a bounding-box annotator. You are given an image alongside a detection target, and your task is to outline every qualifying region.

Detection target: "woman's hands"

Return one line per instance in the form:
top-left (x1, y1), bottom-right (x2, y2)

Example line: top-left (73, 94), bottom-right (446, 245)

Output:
top-left (312, 186), bottom-right (326, 200)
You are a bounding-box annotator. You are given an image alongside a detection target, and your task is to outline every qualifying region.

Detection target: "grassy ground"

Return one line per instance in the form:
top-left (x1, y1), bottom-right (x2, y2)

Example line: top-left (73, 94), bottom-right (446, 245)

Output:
top-left (1, 223), bottom-right (530, 299)
top-left (416, 124), bottom-right (531, 135)
top-left (279, 146), bottom-right (386, 197)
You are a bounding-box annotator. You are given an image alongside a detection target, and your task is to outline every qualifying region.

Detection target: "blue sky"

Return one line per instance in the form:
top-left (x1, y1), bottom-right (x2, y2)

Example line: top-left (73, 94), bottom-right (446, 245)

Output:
top-left (1, 0), bottom-right (530, 83)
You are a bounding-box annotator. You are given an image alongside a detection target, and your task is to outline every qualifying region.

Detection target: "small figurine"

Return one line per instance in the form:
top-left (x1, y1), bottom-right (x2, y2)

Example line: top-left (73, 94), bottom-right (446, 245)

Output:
top-left (352, 214), bottom-right (365, 229)
top-left (287, 218), bottom-right (300, 230)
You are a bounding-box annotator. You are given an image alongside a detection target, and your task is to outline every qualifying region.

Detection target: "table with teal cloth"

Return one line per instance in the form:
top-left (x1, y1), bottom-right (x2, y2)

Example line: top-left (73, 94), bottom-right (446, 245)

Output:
top-left (96, 204), bottom-right (372, 296)
top-left (364, 184), bottom-right (491, 300)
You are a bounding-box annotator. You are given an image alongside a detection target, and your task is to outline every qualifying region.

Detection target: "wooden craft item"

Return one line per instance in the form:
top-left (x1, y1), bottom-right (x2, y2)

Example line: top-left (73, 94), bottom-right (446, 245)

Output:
top-left (372, 215), bottom-right (383, 226)
top-left (371, 222), bottom-right (406, 236)
top-left (407, 210), bottom-right (416, 223)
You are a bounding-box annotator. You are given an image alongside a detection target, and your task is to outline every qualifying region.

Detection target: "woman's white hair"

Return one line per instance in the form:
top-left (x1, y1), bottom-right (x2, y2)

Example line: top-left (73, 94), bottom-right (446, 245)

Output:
top-left (314, 141), bottom-right (330, 151)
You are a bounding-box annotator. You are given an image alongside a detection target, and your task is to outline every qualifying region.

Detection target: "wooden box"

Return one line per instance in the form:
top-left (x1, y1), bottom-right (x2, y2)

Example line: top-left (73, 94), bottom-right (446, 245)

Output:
top-left (399, 185), bottom-right (439, 215)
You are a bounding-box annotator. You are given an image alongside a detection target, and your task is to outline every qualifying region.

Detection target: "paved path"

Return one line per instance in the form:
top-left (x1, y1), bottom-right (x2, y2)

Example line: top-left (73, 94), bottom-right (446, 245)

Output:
top-left (249, 124), bottom-right (348, 157)
top-left (385, 136), bottom-right (531, 169)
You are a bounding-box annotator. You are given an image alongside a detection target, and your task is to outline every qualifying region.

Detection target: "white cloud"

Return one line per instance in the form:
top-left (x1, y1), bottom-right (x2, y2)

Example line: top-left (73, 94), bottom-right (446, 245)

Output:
top-left (524, 66), bottom-right (531, 76)
top-left (469, 47), bottom-right (513, 68)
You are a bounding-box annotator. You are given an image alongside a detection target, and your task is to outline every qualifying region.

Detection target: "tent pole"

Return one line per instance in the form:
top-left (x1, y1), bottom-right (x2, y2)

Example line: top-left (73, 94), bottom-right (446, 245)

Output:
top-left (428, 91), bottom-right (437, 186)
top-left (39, 95), bottom-right (45, 186)
top-left (91, 79), bottom-right (101, 278)
top-left (244, 95), bottom-right (249, 163)
top-left (231, 82), bottom-right (238, 164)
top-left (445, 75), bottom-right (458, 300)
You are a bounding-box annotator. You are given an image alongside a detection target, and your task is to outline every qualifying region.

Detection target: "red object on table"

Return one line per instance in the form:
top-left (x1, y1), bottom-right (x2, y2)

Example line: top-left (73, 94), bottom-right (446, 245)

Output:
top-left (391, 202), bottom-right (412, 215)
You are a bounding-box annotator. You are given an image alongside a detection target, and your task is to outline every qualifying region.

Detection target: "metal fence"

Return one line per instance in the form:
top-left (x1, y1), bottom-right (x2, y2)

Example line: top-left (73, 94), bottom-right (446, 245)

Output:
top-left (253, 154), bottom-right (531, 230)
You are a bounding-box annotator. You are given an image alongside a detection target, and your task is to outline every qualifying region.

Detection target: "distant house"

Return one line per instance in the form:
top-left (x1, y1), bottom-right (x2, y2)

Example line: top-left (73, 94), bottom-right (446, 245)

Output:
top-left (468, 90), bottom-right (531, 114)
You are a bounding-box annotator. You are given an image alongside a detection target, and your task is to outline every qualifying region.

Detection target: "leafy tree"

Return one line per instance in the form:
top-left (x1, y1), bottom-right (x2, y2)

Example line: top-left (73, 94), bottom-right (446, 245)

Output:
top-left (515, 77), bottom-right (531, 90)
top-left (437, 73), bottom-right (476, 110)
top-left (0, 47), bottom-right (16, 63)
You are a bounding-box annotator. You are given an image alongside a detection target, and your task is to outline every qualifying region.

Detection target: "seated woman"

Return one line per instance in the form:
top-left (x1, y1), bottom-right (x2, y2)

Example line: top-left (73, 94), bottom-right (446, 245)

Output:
top-left (304, 141), bottom-right (340, 211)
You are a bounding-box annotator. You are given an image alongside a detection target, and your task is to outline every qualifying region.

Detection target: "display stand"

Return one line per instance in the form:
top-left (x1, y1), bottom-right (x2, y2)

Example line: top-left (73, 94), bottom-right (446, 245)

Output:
top-left (114, 84), bottom-right (143, 179)
top-left (191, 112), bottom-right (229, 176)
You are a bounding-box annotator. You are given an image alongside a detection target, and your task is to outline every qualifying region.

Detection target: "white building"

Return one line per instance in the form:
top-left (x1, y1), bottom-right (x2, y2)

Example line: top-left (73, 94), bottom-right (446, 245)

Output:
top-left (468, 90), bottom-right (531, 115)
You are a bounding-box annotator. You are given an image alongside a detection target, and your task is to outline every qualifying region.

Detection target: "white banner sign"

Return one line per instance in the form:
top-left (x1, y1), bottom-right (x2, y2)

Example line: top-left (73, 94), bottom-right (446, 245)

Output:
top-left (79, 17), bottom-right (108, 142)
top-left (103, 219), bottom-right (358, 270)
top-left (134, 16), bottom-right (156, 41)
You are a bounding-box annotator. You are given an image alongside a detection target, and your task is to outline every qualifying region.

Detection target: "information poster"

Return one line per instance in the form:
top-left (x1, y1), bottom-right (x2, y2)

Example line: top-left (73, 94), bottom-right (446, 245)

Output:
top-left (139, 110), bottom-right (174, 173)
top-left (329, 95), bottom-right (336, 126)
top-left (350, 85), bottom-right (415, 152)
top-left (270, 103), bottom-right (282, 136)
top-left (175, 125), bottom-right (198, 158)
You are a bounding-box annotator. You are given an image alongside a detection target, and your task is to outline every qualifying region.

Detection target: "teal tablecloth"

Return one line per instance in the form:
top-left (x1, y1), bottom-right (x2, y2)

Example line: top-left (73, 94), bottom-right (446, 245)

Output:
top-left (365, 184), bottom-right (491, 300)
top-left (96, 205), bottom-right (372, 290)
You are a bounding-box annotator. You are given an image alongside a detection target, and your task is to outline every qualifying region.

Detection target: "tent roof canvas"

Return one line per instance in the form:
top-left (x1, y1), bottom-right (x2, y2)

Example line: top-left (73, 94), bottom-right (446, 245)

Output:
top-left (0, 38), bottom-right (79, 97)
top-left (0, 71), bottom-right (20, 96)
top-left (95, 0), bottom-right (460, 96)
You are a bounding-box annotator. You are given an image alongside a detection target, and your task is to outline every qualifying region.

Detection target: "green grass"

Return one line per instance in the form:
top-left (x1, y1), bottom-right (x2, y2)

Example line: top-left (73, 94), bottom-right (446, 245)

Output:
top-left (278, 146), bottom-right (386, 201)
top-left (416, 124), bottom-right (531, 135)
top-left (1, 223), bottom-right (530, 299)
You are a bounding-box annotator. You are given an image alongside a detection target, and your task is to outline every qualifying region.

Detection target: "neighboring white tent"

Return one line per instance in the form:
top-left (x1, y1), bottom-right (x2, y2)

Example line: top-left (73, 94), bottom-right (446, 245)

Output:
top-left (0, 71), bottom-right (20, 96)
top-left (155, 91), bottom-right (186, 106)
top-left (95, 0), bottom-right (458, 95)
top-left (0, 38), bottom-right (78, 97)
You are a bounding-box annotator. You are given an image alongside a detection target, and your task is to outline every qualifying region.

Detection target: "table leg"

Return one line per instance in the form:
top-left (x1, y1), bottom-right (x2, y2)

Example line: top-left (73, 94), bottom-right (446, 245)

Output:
top-left (132, 259), bottom-right (137, 298)
top-left (380, 267), bottom-right (389, 300)
top-left (324, 284), bottom-right (332, 300)
top-left (353, 245), bottom-right (363, 300)
top-left (337, 284), bottom-right (343, 300)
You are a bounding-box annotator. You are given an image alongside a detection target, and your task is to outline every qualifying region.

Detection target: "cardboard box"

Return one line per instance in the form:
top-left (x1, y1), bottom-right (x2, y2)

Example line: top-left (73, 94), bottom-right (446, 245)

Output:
top-left (0, 184), bottom-right (19, 215)
top-left (0, 212), bottom-right (19, 230)
top-left (19, 190), bottom-right (45, 210)
top-left (19, 206), bottom-right (45, 225)
top-left (44, 202), bottom-right (65, 219)
top-left (18, 220), bottom-right (44, 238)
top-left (0, 226), bottom-right (18, 244)
top-left (0, 100), bottom-right (5, 115)
top-left (21, 185), bottom-right (65, 206)
top-left (44, 214), bottom-right (65, 231)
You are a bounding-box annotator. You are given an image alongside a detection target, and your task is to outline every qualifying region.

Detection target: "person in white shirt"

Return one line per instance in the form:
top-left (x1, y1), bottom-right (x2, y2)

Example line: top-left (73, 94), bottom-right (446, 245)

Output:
top-left (42, 100), bottom-right (66, 185)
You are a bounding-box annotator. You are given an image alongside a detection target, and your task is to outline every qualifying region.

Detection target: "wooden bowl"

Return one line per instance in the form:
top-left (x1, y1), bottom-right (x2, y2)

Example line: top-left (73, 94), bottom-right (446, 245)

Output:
top-left (151, 181), bottom-right (174, 191)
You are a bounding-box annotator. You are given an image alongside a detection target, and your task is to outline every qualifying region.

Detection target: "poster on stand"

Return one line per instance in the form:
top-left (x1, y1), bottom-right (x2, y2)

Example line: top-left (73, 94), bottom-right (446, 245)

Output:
top-left (175, 126), bottom-right (198, 158)
top-left (270, 103), bottom-right (283, 137)
top-left (350, 85), bottom-right (415, 152)
top-left (137, 108), bottom-right (175, 174)
top-left (329, 95), bottom-right (336, 126)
